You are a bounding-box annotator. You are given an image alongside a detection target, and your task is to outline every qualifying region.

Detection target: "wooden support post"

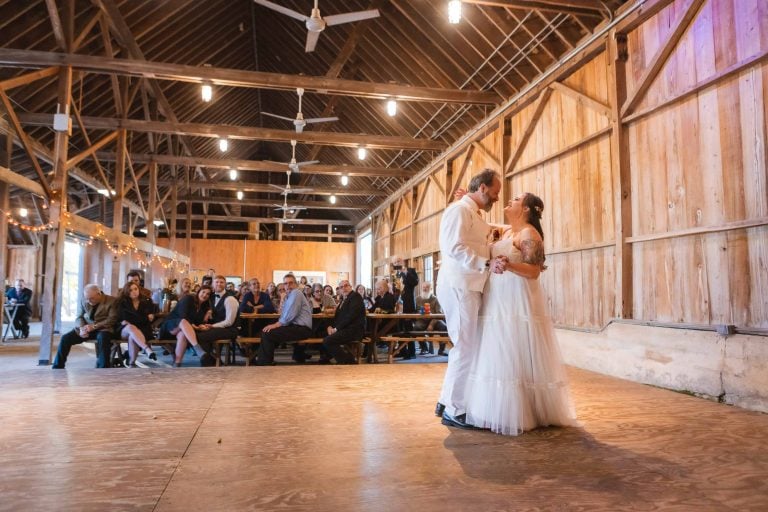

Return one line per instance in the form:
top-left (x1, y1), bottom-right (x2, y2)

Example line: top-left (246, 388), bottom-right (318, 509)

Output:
top-left (146, 161), bottom-right (157, 287)
top-left (248, 221), bottom-right (259, 240)
top-left (110, 129), bottom-right (125, 294)
top-left (39, 66), bottom-right (72, 365)
top-left (169, 166), bottom-right (177, 250)
top-left (0, 131), bottom-right (10, 322)
top-left (608, 31), bottom-right (633, 319)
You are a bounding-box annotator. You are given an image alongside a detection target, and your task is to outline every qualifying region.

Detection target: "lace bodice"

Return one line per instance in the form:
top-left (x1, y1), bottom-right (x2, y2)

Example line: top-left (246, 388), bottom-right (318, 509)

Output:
top-left (491, 237), bottom-right (523, 263)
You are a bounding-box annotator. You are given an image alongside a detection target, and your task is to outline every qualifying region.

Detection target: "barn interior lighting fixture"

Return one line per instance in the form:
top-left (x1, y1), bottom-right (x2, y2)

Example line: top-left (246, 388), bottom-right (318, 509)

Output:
top-left (386, 99), bottom-right (397, 116)
top-left (97, 189), bottom-right (116, 197)
top-left (448, 0), bottom-right (461, 24)
top-left (329, 195), bottom-right (337, 204)
top-left (219, 137), bottom-right (229, 152)
top-left (340, 175), bottom-right (349, 186)
top-left (18, 208), bottom-right (28, 218)
top-left (201, 83), bottom-right (213, 103)
top-left (237, 190), bottom-right (244, 200)
top-left (357, 146), bottom-right (367, 160)
top-left (229, 168), bottom-right (238, 180)
top-left (153, 220), bottom-right (164, 226)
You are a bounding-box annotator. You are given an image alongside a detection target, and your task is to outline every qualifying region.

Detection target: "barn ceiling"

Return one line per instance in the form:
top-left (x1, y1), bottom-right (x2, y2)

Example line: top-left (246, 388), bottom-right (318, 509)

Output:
top-left (0, 0), bottom-right (627, 243)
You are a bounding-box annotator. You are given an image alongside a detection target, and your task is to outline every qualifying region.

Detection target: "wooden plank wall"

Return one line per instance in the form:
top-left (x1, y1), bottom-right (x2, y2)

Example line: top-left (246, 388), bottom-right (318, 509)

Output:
top-left (370, 0), bottom-right (768, 330)
top-left (158, 238), bottom-right (356, 286)
top-left (626, 0), bottom-right (768, 328)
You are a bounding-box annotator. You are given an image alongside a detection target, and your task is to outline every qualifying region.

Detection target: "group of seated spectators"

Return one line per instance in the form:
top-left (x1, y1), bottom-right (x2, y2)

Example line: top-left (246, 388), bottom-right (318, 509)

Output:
top-left (51, 267), bottom-right (446, 369)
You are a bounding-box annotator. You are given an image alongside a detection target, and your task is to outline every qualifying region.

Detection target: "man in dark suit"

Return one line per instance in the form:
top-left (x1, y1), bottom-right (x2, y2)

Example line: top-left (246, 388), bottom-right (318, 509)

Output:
top-left (6, 278), bottom-right (32, 338)
top-left (52, 284), bottom-right (118, 369)
top-left (321, 280), bottom-right (366, 364)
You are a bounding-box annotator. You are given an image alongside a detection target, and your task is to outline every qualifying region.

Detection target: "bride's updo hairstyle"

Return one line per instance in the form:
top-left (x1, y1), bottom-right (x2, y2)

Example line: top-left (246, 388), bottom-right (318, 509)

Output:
top-left (522, 193), bottom-right (545, 239)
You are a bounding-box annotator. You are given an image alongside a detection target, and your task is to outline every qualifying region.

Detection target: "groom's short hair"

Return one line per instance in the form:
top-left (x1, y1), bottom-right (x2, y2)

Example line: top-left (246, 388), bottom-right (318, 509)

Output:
top-left (468, 169), bottom-right (499, 193)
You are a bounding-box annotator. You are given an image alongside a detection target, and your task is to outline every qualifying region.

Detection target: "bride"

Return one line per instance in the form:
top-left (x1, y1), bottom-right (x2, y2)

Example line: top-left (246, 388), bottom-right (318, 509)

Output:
top-left (465, 192), bottom-right (578, 435)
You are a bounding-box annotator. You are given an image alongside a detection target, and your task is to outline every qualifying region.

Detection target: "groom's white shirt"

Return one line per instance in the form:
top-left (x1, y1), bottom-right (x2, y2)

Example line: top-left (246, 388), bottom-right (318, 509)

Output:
top-left (437, 195), bottom-right (491, 292)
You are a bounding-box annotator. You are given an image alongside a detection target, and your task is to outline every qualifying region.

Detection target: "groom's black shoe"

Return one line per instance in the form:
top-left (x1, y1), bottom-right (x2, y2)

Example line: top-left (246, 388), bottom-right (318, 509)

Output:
top-left (441, 412), bottom-right (476, 430)
top-left (434, 402), bottom-right (445, 417)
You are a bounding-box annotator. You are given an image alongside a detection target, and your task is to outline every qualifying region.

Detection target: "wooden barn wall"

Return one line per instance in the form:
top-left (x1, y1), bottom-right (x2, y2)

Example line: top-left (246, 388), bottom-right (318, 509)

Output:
top-left (369, 0), bottom-right (767, 330)
top-left (508, 50), bottom-right (615, 328)
top-left (625, 0), bottom-right (767, 328)
top-left (158, 239), bottom-right (355, 286)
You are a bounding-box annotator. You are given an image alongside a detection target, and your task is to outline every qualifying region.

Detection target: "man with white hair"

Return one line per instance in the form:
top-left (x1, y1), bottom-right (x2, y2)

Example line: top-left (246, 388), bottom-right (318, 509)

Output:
top-left (436, 168), bottom-right (506, 429)
top-left (52, 284), bottom-right (119, 369)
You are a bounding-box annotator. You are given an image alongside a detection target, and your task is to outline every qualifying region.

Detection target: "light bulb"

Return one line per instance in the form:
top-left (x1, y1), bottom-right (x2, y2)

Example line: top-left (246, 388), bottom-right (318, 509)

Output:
top-left (330, 195), bottom-right (337, 204)
top-left (153, 220), bottom-right (164, 226)
top-left (386, 99), bottom-right (397, 116)
top-left (341, 175), bottom-right (349, 186)
top-left (18, 208), bottom-right (28, 218)
top-left (448, 0), bottom-right (461, 24)
top-left (357, 147), bottom-right (367, 160)
top-left (201, 83), bottom-right (212, 102)
top-left (97, 189), bottom-right (109, 197)
top-left (219, 137), bottom-right (228, 152)
top-left (237, 190), bottom-right (244, 200)
top-left (228, 168), bottom-right (238, 180)
top-left (139, 228), bottom-right (148, 234)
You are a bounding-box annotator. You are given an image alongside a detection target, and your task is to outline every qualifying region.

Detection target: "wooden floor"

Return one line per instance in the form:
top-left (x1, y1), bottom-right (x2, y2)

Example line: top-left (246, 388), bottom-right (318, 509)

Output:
top-left (1, 344), bottom-right (767, 511)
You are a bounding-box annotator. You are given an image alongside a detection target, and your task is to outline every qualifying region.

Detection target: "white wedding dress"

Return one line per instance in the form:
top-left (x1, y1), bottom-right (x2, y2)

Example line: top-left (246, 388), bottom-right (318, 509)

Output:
top-left (465, 237), bottom-right (578, 435)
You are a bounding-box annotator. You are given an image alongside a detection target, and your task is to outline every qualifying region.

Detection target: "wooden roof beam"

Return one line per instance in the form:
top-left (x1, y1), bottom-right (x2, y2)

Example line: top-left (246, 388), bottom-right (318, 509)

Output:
top-left (95, 152), bottom-right (411, 178)
top-left (179, 196), bottom-right (365, 210)
top-left (153, 180), bottom-right (387, 197)
top-left (461, 0), bottom-right (606, 18)
top-left (185, 214), bottom-right (354, 226)
top-left (17, 113), bottom-right (446, 151)
top-left (0, 48), bottom-right (500, 105)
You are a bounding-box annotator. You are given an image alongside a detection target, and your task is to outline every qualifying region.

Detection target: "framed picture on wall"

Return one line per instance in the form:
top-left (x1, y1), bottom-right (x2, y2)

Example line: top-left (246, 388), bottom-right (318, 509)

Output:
top-left (225, 276), bottom-right (242, 287)
top-left (273, 270), bottom-right (326, 286)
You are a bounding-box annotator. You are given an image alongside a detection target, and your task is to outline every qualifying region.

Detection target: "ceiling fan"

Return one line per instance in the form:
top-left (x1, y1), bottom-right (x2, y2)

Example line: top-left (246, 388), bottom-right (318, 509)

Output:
top-left (267, 140), bottom-right (319, 194)
top-left (253, 0), bottom-right (381, 52)
top-left (272, 195), bottom-right (307, 223)
top-left (262, 88), bottom-right (338, 133)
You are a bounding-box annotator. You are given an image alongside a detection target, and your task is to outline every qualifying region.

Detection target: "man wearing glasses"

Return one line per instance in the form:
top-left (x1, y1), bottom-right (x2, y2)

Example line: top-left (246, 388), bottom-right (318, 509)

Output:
top-left (320, 280), bottom-right (366, 365)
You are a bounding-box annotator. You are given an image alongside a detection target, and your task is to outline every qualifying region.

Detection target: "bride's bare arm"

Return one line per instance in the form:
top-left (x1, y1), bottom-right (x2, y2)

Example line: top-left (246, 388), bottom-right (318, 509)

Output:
top-left (504, 238), bottom-right (545, 279)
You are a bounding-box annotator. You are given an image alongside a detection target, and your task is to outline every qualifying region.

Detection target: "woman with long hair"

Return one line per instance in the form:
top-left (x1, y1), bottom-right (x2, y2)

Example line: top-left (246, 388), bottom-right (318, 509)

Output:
top-left (116, 282), bottom-right (157, 367)
top-left (159, 285), bottom-right (214, 367)
top-left (465, 192), bottom-right (577, 435)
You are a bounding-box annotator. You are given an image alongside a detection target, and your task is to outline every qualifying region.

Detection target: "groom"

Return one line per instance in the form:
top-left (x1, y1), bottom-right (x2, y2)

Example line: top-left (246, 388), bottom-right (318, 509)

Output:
top-left (436, 168), bottom-right (505, 429)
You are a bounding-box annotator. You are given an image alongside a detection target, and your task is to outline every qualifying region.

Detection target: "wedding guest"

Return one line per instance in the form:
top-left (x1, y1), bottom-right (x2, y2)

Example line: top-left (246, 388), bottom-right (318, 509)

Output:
top-left (320, 280), bottom-right (365, 365)
top-left (369, 279), bottom-right (395, 313)
top-left (256, 274), bottom-right (312, 365)
top-left (5, 278), bottom-right (32, 338)
top-left (414, 281), bottom-right (447, 355)
top-left (116, 282), bottom-right (157, 367)
top-left (160, 285), bottom-right (213, 367)
top-left (52, 284), bottom-right (118, 369)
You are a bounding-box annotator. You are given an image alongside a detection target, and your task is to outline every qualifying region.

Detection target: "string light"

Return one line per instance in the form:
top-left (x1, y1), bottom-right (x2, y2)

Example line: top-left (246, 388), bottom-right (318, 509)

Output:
top-left (2, 209), bottom-right (53, 232)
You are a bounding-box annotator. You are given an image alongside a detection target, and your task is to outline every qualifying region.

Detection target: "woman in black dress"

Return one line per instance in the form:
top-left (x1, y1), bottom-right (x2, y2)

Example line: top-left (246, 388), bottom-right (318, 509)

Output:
top-left (116, 282), bottom-right (157, 367)
top-left (160, 285), bottom-right (213, 367)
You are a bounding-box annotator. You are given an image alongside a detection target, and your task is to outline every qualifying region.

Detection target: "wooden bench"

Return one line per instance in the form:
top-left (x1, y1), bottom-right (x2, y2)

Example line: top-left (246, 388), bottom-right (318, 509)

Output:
top-left (214, 337), bottom-right (372, 366)
top-left (378, 331), bottom-right (452, 364)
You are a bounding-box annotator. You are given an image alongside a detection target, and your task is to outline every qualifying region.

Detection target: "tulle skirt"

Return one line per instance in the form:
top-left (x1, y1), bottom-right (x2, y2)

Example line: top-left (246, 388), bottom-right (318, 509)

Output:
top-left (465, 271), bottom-right (578, 435)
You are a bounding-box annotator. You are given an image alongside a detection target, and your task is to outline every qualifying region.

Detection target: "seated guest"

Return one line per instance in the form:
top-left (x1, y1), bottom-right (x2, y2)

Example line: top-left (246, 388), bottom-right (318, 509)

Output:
top-left (414, 281), bottom-right (448, 355)
top-left (176, 277), bottom-right (193, 297)
top-left (369, 279), bottom-right (395, 313)
top-left (303, 285), bottom-right (313, 302)
top-left (126, 270), bottom-right (152, 301)
top-left (6, 278), bottom-right (32, 338)
top-left (194, 275), bottom-right (240, 366)
top-left (323, 284), bottom-right (336, 306)
top-left (275, 283), bottom-right (287, 312)
top-left (256, 274), bottom-right (312, 365)
top-left (160, 285), bottom-right (213, 367)
top-left (116, 282), bottom-right (157, 367)
top-left (299, 275), bottom-right (309, 289)
top-left (201, 275), bottom-right (213, 288)
top-left (239, 279), bottom-right (276, 314)
top-left (356, 284), bottom-right (373, 310)
top-left (399, 267), bottom-right (420, 360)
top-left (320, 280), bottom-right (365, 365)
top-left (53, 284), bottom-right (118, 369)
top-left (225, 281), bottom-right (237, 298)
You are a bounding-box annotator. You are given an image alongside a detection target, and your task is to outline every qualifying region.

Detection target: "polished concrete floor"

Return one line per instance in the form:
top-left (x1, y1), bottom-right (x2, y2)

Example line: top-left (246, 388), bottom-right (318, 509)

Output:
top-left (1, 337), bottom-right (768, 511)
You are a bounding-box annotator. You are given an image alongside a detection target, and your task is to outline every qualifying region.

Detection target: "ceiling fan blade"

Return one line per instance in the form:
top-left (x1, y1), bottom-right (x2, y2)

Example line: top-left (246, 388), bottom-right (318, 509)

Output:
top-left (253, 0), bottom-right (308, 22)
top-left (324, 9), bottom-right (380, 27)
top-left (295, 160), bottom-right (321, 166)
top-left (290, 187), bottom-right (314, 194)
top-left (304, 116), bottom-right (339, 124)
top-left (262, 112), bottom-right (296, 122)
top-left (305, 30), bottom-right (320, 52)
